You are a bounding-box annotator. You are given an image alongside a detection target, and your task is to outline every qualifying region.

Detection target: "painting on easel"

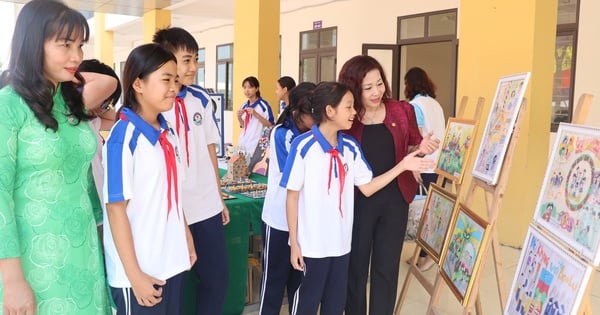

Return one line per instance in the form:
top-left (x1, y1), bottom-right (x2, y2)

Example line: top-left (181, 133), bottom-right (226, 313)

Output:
top-left (416, 183), bottom-right (457, 262)
top-left (435, 118), bottom-right (477, 184)
top-left (472, 72), bottom-right (530, 185)
top-left (533, 123), bottom-right (600, 266)
top-left (440, 203), bottom-right (490, 306)
top-left (505, 225), bottom-right (593, 315)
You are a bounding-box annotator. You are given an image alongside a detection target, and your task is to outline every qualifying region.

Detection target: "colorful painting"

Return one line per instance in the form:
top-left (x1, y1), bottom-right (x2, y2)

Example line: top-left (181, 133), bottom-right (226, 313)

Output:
top-left (533, 123), bottom-right (600, 265)
top-left (505, 225), bottom-right (593, 315)
top-left (416, 184), bottom-right (457, 262)
top-left (440, 204), bottom-right (490, 306)
top-left (473, 72), bottom-right (530, 185)
top-left (435, 118), bottom-right (477, 183)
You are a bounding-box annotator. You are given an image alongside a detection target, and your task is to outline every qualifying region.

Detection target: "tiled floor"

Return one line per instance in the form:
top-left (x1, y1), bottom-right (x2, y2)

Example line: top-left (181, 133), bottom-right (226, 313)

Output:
top-left (243, 241), bottom-right (600, 315)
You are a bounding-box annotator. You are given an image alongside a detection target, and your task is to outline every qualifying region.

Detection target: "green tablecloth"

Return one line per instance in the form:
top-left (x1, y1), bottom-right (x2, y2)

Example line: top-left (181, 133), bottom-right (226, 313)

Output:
top-left (184, 170), bottom-right (266, 315)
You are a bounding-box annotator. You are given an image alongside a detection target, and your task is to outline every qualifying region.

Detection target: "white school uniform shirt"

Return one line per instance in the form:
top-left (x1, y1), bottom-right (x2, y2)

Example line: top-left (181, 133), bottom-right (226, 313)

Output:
top-left (261, 118), bottom-right (302, 231)
top-left (410, 94), bottom-right (446, 173)
top-left (162, 85), bottom-right (223, 224)
top-left (102, 107), bottom-right (190, 287)
top-left (238, 97), bottom-right (274, 156)
top-left (280, 125), bottom-right (372, 258)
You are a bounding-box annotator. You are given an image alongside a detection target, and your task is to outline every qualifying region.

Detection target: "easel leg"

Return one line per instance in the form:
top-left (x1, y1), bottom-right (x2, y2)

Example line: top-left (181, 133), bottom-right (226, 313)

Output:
top-left (394, 245), bottom-right (421, 315)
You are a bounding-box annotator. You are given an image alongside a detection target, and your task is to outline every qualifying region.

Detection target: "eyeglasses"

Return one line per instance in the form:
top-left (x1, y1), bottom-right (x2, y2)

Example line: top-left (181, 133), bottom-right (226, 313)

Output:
top-left (100, 99), bottom-right (114, 113)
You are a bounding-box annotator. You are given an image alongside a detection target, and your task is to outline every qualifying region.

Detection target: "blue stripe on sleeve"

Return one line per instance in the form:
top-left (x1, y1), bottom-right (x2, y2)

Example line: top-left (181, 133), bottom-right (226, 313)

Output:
top-left (273, 127), bottom-right (290, 172)
top-left (106, 121), bottom-right (128, 203)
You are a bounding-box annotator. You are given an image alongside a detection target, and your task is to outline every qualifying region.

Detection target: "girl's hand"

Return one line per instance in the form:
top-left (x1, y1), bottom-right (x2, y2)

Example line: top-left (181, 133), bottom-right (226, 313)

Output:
top-left (237, 109), bottom-right (244, 119)
top-left (130, 272), bottom-right (166, 307)
top-left (290, 243), bottom-right (305, 271)
top-left (401, 150), bottom-right (436, 172)
top-left (221, 206), bottom-right (231, 225)
top-left (185, 226), bottom-right (197, 267)
top-left (2, 277), bottom-right (37, 315)
top-left (418, 131), bottom-right (440, 155)
top-left (246, 108), bottom-right (255, 116)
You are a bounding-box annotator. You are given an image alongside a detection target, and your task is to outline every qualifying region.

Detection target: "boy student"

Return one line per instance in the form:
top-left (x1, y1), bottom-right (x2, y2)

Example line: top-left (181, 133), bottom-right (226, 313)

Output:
top-left (153, 27), bottom-right (230, 314)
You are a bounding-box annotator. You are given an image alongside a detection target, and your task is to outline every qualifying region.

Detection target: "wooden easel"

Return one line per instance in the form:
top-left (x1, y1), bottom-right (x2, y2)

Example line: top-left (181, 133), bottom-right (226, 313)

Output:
top-left (393, 96), bottom-right (485, 315)
top-left (427, 99), bottom-right (528, 315)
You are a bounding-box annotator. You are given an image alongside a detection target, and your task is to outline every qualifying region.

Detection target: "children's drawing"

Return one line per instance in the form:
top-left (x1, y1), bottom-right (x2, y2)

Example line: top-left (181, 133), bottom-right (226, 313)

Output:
top-left (473, 72), bottom-right (530, 185)
top-left (435, 118), bottom-right (477, 184)
top-left (533, 123), bottom-right (600, 265)
top-left (440, 204), bottom-right (490, 305)
top-left (505, 225), bottom-right (593, 315)
top-left (416, 184), bottom-right (457, 262)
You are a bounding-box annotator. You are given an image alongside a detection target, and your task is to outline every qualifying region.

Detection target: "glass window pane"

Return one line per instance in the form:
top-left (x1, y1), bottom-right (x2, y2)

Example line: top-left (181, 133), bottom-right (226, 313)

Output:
top-left (320, 28), bottom-right (337, 48)
top-left (428, 12), bottom-right (457, 37)
top-left (551, 34), bottom-right (574, 124)
top-left (216, 63), bottom-right (226, 96)
top-left (302, 57), bottom-right (317, 83)
top-left (320, 56), bottom-right (336, 82)
top-left (198, 48), bottom-right (206, 62)
top-left (217, 44), bottom-right (232, 60)
top-left (400, 16), bottom-right (425, 40)
top-left (301, 32), bottom-right (319, 50)
top-left (227, 63), bottom-right (233, 110)
top-left (557, 0), bottom-right (578, 24)
top-left (196, 66), bottom-right (205, 87)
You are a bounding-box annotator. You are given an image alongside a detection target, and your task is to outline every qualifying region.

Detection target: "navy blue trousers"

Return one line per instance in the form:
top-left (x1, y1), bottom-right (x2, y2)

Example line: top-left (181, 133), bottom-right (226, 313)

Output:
top-left (111, 272), bottom-right (185, 315)
top-left (259, 223), bottom-right (302, 315)
top-left (291, 254), bottom-right (350, 315)
top-left (189, 213), bottom-right (229, 315)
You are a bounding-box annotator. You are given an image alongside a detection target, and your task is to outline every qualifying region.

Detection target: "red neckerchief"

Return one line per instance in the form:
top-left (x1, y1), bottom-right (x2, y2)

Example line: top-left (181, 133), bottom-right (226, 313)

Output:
top-left (174, 96), bottom-right (190, 166)
top-left (243, 108), bottom-right (251, 134)
top-left (119, 112), bottom-right (180, 219)
top-left (327, 147), bottom-right (346, 217)
top-left (159, 129), bottom-right (180, 219)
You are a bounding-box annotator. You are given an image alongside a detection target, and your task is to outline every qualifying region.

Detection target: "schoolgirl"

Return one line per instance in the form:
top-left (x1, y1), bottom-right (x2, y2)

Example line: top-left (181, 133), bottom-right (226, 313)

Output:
top-left (103, 43), bottom-right (196, 315)
top-left (282, 82), bottom-right (435, 315)
top-left (275, 76), bottom-right (297, 115)
top-left (259, 82), bottom-right (316, 315)
top-left (237, 76), bottom-right (275, 156)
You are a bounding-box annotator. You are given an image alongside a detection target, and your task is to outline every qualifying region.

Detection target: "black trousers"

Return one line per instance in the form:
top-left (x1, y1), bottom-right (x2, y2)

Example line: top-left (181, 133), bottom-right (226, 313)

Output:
top-left (345, 197), bottom-right (409, 315)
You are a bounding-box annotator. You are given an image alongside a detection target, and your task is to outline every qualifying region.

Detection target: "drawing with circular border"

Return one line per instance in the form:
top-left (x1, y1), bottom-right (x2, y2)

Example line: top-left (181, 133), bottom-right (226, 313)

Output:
top-left (504, 224), bottom-right (593, 315)
top-left (472, 72), bottom-right (530, 185)
top-left (416, 183), bottom-right (457, 263)
top-left (435, 117), bottom-right (478, 184)
top-left (533, 123), bottom-right (600, 266)
top-left (439, 203), bottom-right (490, 306)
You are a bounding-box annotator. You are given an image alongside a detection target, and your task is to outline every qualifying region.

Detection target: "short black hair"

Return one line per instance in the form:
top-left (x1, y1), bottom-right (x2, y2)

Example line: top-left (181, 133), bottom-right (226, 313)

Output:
top-left (153, 27), bottom-right (199, 54)
top-left (78, 59), bottom-right (122, 106)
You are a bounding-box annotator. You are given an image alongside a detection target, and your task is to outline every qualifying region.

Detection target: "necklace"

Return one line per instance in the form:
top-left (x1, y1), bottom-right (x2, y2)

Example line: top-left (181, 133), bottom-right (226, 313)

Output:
top-left (362, 104), bottom-right (384, 124)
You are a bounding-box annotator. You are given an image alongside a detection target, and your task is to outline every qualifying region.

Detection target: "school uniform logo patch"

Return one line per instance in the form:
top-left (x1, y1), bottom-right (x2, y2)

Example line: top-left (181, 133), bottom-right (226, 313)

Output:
top-left (193, 112), bottom-right (203, 125)
top-left (344, 163), bottom-right (349, 172)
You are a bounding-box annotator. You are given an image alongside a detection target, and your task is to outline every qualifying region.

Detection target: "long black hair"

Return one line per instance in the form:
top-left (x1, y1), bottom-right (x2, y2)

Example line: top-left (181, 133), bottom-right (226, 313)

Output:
top-left (120, 44), bottom-right (177, 115)
top-left (276, 82), bottom-right (316, 129)
top-left (4, 0), bottom-right (91, 131)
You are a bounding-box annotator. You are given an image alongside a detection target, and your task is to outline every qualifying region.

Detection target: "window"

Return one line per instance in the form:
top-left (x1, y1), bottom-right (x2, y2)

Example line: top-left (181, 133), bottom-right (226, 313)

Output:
top-left (551, 0), bottom-right (579, 131)
top-left (299, 27), bottom-right (337, 83)
top-left (196, 48), bottom-right (206, 87)
top-left (216, 43), bottom-right (233, 110)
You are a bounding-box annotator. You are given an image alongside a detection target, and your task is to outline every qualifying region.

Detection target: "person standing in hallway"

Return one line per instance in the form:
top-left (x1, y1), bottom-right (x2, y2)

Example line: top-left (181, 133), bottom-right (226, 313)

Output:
top-left (275, 76), bottom-right (296, 116)
top-left (338, 55), bottom-right (439, 315)
top-left (259, 82), bottom-right (315, 315)
top-left (237, 76), bottom-right (275, 157)
top-left (0, 1), bottom-right (112, 313)
top-left (153, 27), bottom-right (231, 315)
top-left (404, 66), bottom-right (446, 272)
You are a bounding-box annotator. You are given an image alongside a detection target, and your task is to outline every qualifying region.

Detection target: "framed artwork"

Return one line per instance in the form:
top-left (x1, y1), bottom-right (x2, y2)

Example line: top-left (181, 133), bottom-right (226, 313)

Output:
top-left (416, 183), bottom-right (457, 262)
top-left (472, 72), bottom-right (531, 185)
top-left (435, 118), bottom-right (477, 183)
top-left (533, 123), bottom-right (600, 265)
top-left (440, 203), bottom-right (490, 306)
top-left (505, 225), bottom-right (593, 315)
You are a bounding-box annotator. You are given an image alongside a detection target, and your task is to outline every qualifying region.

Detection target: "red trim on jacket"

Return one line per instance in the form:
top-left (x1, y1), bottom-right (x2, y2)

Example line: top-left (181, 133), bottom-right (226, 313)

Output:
top-left (345, 99), bottom-right (423, 203)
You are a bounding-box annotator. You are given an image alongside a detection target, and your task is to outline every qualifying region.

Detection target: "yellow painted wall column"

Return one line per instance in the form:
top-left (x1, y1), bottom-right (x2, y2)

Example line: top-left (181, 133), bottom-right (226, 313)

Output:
top-left (457, 0), bottom-right (558, 246)
top-left (143, 9), bottom-right (171, 44)
top-left (93, 12), bottom-right (114, 67)
top-left (232, 0), bottom-right (280, 144)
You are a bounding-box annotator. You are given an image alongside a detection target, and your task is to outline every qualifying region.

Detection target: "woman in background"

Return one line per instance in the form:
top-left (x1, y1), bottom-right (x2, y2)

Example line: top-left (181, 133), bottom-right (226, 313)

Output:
top-left (275, 76), bottom-right (296, 115)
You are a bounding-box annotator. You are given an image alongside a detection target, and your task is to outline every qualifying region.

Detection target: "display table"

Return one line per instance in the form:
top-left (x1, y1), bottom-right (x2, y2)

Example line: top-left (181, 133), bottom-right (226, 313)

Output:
top-left (184, 170), bottom-right (266, 315)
